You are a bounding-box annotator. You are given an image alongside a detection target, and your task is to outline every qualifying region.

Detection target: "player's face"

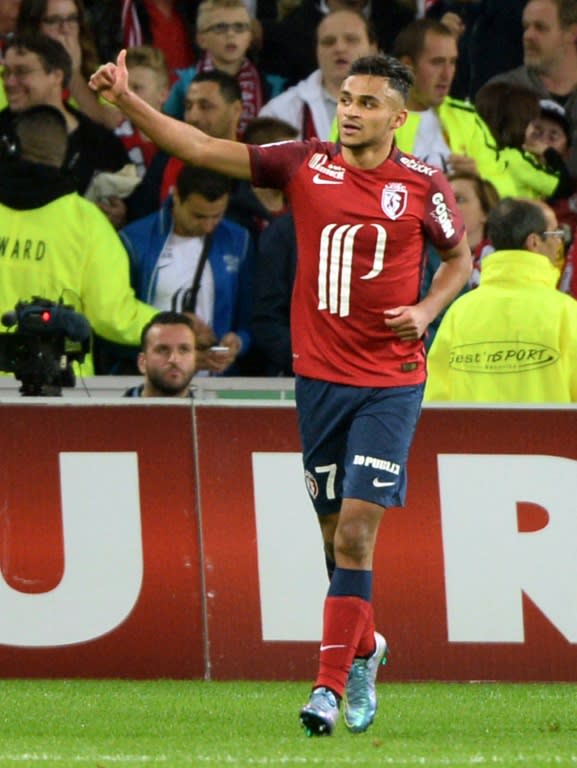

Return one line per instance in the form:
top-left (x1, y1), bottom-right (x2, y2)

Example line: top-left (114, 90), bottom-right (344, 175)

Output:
top-left (406, 31), bottom-right (457, 110)
top-left (127, 65), bottom-right (168, 112)
top-left (3, 48), bottom-right (62, 111)
top-left (184, 81), bottom-right (240, 139)
top-left (138, 324), bottom-right (196, 397)
top-left (196, 7), bottom-right (252, 69)
top-left (337, 74), bottom-right (407, 151)
top-left (173, 191), bottom-right (229, 237)
top-left (523, 0), bottom-right (572, 73)
top-left (316, 11), bottom-right (375, 91)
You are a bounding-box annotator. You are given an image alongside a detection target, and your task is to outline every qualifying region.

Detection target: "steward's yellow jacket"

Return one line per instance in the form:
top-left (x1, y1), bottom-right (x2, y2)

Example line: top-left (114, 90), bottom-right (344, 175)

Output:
top-left (424, 250), bottom-right (577, 402)
top-left (498, 146), bottom-right (559, 199)
top-left (394, 98), bottom-right (516, 198)
top-left (0, 177), bottom-right (156, 375)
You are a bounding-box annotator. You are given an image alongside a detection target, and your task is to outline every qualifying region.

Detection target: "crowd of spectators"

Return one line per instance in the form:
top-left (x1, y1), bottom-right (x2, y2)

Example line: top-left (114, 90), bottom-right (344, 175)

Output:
top-left (1, 0), bottom-right (577, 400)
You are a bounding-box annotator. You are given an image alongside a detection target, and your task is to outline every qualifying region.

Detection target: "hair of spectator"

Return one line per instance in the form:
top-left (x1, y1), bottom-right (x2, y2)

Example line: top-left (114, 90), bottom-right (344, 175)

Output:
top-left (5, 34), bottom-right (72, 88)
top-left (125, 44), bottom-right (170, 88)
top-left (547, 0), bottom-right (577, 28)
top-left (447, 170), bottom-right (500, 221)
top-left (175, 165), bottom-right (233, 202)
top-left (315, 8), bottom-right (378, 48)
top-left (347, 54), bottom-right (414, 102)
top-left (190, 69), bottom-right (243, 104)
top-left (475, 82), bottom-right (540, 151)
top-left (14, 104), bottom-right (68, 167)
top-left (392, 17), bottom-right (453, 63)
top-left (140, 311), bottom-right (197, 350)
top-left (197, 0), bottom-right (250, 32)
top-left (16, 0), bottom-right (99, 80)
top-left (487, 198), bottom-right (548, 251)
top-left (243, 116), bottom-right (298, 145)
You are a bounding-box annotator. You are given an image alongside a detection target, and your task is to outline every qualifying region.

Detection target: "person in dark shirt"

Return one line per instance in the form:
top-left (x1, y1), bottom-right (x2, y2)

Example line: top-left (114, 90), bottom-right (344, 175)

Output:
top-left (254, 0), bottom-right (415, 87)
top-left (0, 34), bottom-right (128, 193)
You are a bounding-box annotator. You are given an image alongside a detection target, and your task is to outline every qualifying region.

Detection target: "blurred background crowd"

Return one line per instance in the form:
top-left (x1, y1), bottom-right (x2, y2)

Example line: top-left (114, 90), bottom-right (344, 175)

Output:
top-left (1, 0), bottom-right (576, 400)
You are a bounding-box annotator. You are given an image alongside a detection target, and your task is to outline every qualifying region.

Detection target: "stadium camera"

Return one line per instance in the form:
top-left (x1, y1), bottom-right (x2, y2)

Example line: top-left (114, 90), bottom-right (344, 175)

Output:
top-left (0, 297), bottom-right (91, 396)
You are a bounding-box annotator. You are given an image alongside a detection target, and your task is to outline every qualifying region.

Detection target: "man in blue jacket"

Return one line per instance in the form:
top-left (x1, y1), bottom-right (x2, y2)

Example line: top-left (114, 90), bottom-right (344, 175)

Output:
top-left (119, 164), bottom-right (253, 376)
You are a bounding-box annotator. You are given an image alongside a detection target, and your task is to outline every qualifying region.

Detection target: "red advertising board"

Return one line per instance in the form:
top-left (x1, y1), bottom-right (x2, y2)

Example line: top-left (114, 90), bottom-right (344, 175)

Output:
top-left (195, 404), bottom-right (577, 682)
top-left (0, 403), bottom-right (204, 679)
top-left (0, 399), bottom-right (576, 683)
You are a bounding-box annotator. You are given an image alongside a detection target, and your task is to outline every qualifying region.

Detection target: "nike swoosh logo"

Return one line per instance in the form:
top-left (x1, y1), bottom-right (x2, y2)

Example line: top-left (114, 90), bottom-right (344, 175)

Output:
top-left (372, 478), bottom-right (396, 488)
top-left (312, 173), bottom-right (343, 185)
top-left (319, 644), bottom-right (347, 651)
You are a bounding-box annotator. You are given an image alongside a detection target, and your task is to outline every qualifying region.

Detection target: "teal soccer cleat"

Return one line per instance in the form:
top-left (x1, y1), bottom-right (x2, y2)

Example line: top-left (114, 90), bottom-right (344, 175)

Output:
top-left (344, 632), bottom-right (388, 733)
top-left (299, 686), bottom-right (340, 736)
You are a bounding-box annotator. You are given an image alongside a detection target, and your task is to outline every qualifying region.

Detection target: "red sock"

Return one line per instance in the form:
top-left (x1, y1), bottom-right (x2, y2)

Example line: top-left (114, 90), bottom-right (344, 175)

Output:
top-left (355, 604), bottom-right (376, 658)
top-left (315, 595), bottom-right (371, 697)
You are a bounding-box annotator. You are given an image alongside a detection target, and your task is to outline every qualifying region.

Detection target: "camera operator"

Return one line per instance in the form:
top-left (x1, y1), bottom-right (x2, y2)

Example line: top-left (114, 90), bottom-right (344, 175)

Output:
top-left (0, 104), bottom-right (156, 375)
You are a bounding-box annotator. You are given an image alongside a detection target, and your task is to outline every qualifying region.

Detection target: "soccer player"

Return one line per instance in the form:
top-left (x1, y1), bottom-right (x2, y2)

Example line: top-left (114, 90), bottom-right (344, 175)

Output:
top-left (90, 51), bottom-right (471, 736)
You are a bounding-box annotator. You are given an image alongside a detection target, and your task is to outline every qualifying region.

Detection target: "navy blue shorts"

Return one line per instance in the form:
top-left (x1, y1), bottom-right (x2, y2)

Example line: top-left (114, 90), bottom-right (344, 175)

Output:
top-left (295, 376), bottom-right (424, 516)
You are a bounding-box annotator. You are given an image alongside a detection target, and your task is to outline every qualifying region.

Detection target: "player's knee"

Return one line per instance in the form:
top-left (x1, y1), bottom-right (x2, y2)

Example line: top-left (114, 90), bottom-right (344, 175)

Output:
top-left (334, 520), bottom-right (372, 563)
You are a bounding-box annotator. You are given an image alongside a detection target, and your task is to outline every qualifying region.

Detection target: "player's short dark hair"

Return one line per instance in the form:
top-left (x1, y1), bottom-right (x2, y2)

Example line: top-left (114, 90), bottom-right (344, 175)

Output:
top-left (140, 311), bottom-right (196, 350)
top-left (5, 34), bottom-right (72, 89)
top-left (347, 54), bottom-right (414, 102)
top-left (487, 198), bottom-right (548, 251)
top-left (175, 165), bottom-right (232, 202)
top-left (190, 69), bottom-right (242, 104)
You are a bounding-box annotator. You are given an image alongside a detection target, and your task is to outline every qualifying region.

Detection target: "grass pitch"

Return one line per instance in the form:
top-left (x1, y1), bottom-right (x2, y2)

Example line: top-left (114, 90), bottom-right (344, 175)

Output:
top-left (0, 679), bottom-right (575, 767)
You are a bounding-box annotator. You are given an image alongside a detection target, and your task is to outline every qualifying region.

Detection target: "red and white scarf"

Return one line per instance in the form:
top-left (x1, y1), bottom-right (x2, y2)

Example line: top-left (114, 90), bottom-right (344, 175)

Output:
top-left (121, 0), bottom-right (143, 48)
top-left (197, 52), bottom-right (263, 138)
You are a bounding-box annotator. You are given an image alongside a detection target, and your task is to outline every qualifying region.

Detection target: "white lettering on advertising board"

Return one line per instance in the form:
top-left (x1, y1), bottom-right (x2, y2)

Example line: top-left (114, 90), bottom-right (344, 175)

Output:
top-left (0, 452), bottom-right (143, 647)
top-left (438, 454), bottom-right (577, 643)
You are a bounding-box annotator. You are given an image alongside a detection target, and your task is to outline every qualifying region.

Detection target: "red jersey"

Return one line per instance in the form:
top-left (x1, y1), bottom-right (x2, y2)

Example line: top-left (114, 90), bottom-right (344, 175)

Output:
top-left (160, 156), bottom-right (183, 202)
top-left (248, 140), bottom-right (465, 387)
top-left (115, 119), bottom-right (159, 178)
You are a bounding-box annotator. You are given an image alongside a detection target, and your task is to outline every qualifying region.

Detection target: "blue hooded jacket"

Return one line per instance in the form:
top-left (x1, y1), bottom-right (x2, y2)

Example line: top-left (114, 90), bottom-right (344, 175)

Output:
top-left (120, 196), bottom-right (254, 356)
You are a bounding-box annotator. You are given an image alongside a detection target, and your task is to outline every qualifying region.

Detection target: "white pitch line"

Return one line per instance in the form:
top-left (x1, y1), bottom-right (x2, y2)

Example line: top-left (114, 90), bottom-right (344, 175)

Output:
top-left (0, 755), bottom-right (576, 766)
top-left (0, 756), bottom-right (168, 764)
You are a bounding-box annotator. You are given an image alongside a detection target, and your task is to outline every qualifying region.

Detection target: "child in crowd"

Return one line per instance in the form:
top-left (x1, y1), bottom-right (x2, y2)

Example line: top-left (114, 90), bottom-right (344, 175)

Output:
top-left (162, 0), bottom-right (283, 138)
top-left (475, 81), bottom-right (573, 203)
top-left (526, 99), bottom-right (577, 239)
top-left (114, 44), bottom-right (169, 177)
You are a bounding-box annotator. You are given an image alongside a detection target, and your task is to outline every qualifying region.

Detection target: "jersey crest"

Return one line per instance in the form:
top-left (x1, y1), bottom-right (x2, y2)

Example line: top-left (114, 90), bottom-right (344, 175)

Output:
top-left (381, 183), bottom-right (408, 220)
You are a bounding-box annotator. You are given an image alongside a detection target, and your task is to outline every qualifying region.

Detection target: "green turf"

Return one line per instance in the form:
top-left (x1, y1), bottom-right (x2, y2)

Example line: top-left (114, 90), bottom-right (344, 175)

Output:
top-left (0, 679), bottom-right (575, 767)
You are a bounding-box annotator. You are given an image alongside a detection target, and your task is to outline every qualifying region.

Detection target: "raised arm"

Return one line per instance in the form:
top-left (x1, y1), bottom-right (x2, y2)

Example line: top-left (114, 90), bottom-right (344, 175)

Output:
top-left (89, 50), bottom-right (252, 180)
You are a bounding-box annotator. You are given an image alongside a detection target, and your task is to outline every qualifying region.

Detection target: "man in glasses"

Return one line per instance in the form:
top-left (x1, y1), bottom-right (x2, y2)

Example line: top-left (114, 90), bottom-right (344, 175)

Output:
top-left (0, 34), bottom-right (128, 193)
top-left (426, 197), bottom-right (577, 403)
